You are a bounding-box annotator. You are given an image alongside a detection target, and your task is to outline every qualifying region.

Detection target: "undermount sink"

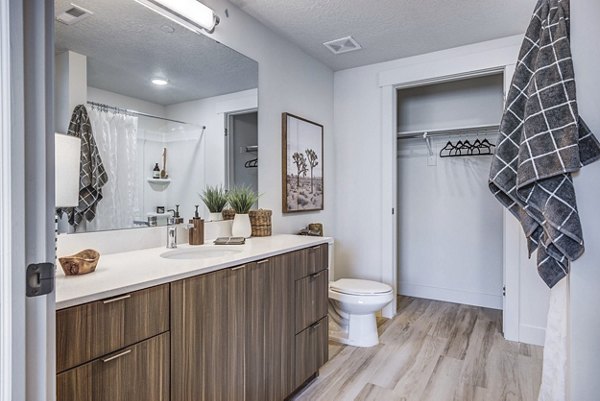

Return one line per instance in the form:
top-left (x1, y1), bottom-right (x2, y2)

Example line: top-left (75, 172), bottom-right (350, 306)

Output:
top-left (160, 247), bottom-right (242, 260)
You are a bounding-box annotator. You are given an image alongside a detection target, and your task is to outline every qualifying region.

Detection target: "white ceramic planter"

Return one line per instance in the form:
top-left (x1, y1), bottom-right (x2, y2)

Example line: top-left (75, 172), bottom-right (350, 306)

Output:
top-left (209, 212), bottom-right (223, 222)
top-left (231, 213), bottom-right (252, 238)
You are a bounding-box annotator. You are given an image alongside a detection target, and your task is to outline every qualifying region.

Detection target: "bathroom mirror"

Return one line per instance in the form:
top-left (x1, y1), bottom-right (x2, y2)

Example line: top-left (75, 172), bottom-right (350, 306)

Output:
top-left (54, 0), bottom-right (258, 233)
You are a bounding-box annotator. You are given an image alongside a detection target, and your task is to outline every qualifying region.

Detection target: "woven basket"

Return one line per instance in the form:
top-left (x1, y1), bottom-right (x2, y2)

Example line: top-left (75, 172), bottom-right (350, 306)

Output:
top-left (222, 209), bottom-right (236, 221)
top-left (249, 209), bottom-right (272, 237)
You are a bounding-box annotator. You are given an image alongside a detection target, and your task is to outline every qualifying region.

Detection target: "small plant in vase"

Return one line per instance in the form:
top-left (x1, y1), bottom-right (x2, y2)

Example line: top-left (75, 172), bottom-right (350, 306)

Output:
top-left (227, 185), bottom-right (259, 238)
top-left (200, 185), bottom-right (228, 221)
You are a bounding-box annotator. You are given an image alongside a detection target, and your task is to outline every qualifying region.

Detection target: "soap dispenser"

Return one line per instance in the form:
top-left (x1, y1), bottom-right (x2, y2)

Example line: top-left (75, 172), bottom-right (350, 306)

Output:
top-left (188, 205), bottom-right (205, 246)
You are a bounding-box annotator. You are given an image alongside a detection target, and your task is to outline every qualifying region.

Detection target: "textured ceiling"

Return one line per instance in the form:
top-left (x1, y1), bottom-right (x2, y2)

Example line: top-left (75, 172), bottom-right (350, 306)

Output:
top-left (229, 0), bottom-right (535, 71)
top-left (55, 0), bottom-right (258, 106)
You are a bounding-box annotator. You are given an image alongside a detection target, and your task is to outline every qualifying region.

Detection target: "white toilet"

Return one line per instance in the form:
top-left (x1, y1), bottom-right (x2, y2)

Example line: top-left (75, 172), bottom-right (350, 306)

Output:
top-left (328, 278), bottom-right (394, 347)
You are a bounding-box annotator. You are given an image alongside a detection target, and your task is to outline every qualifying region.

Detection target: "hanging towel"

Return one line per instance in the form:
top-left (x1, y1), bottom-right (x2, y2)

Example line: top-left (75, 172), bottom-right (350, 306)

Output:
top-left (58, 105), bottom-right (108, 227)
top-left (489, 0), bottom-right (600, 288)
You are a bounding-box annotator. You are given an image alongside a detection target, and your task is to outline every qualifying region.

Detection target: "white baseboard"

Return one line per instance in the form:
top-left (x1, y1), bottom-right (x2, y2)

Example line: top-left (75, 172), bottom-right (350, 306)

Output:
top-left (398, 282), bottom-right (503, 310)
top-left (519, 324), bottom-right (546, 346)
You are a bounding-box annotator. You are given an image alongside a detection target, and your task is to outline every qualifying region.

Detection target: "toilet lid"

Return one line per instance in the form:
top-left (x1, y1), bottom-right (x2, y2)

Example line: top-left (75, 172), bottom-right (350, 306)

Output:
top-left (330, 279), bottom-right (393, 296)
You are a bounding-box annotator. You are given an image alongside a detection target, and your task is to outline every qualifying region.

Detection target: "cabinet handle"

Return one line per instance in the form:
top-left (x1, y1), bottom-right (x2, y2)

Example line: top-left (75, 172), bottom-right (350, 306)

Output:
top-left (102, 349), bottom-right (131, 363)
top-left (231, 264), bottom-right (246, 271)
top-left (310, 271), bottom-right (322, 279)
top-left (309, 246), bottom-right (321, 252)
top-left (102, 294), bottom-right (131, 304)
top-left (257, 259), bottom-right (270, 265)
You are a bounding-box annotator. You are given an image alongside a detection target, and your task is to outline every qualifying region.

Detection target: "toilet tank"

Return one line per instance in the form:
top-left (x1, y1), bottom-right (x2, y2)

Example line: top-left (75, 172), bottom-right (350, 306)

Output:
top-left (328, 241), bottom-right (335, 282)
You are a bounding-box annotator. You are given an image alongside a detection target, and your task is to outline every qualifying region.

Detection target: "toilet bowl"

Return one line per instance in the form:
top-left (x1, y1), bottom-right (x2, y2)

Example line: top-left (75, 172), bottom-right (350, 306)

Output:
top-left (328, 278), bottom-right (394, 347)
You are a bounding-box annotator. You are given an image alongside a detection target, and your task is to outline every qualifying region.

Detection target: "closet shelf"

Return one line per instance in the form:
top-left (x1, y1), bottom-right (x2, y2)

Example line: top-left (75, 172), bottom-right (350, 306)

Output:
top-left (397, 123), bottom-right (500, 139)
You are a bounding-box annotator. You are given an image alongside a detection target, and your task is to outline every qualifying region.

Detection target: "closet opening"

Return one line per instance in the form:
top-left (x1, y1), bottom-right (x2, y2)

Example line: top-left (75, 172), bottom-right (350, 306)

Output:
top-left (395, 73), bottom-right (506, 321)
top-left (225, 110), bottom-right (258, 192)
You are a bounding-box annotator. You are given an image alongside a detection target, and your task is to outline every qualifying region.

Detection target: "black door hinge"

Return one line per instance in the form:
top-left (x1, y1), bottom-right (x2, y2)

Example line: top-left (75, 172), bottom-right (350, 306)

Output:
top-left (26, 263), bottom-right (55, 297)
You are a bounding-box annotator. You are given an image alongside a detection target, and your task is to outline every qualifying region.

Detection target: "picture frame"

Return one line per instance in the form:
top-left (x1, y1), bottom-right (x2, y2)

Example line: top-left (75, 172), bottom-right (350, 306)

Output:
top-left (282, 113), bottom-right (324, 213)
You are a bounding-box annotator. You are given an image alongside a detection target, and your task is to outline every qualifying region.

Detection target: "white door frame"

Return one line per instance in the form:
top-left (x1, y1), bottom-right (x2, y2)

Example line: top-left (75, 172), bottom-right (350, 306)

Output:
top-left (0, 0), bottom-right (25, 401)
top-left (1, 1), bottom-right (26, 400)
top-left (2, 1), bottom-right (55, 400)
top-left (378, 58), bottom-right (522, 341)
top-left (224, 108), bottom-right (258, 189)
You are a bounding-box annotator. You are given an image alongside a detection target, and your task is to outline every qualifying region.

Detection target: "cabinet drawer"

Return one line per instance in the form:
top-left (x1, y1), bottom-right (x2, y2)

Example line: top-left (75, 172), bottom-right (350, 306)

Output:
top-left (295, 270), bottom-right (328, 333)
top-left (56, 284), bottom-right (169, 372)
top-left (294, 317), bottom-right (328, 389)
top-left (294, 244), bottom-right (328, 280)
top-left (57, 332), bottom-right (170, 401)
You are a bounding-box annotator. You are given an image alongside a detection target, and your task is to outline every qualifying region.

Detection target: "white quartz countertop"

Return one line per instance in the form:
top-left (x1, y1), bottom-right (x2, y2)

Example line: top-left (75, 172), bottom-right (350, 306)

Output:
top-left (55, 234), bottom-right (333, 310)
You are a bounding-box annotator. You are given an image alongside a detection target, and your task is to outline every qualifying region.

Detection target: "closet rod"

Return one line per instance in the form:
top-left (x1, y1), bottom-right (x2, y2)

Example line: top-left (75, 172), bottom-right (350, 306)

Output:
top-left (86, 101), bottom-right (196, 126)
top-left (397, 123), bottom-right (500, 139)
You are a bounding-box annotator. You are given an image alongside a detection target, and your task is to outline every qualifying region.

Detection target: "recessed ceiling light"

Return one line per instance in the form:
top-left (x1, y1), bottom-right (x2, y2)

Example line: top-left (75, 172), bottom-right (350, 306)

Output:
top-left (152, 78), bottom-right (168, 86)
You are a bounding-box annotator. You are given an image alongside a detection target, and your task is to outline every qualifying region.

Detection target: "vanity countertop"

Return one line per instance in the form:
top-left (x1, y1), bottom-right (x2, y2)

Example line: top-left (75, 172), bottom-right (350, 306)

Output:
top-left (55, 234), bottom-right (333, 310)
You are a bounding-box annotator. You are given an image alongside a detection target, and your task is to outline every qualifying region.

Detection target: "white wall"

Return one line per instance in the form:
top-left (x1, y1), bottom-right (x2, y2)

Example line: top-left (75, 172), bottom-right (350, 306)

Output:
top-left (202, 0), bottom-right (334, 235)
top-left (570, 2), bottom-right (600, 400)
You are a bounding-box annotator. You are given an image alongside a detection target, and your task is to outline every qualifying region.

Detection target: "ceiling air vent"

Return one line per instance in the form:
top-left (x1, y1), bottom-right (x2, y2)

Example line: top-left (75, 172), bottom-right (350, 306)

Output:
top-left (323, 36), bottom-right (362, 55)
top-left (56, 4), bottom-right (94, 25)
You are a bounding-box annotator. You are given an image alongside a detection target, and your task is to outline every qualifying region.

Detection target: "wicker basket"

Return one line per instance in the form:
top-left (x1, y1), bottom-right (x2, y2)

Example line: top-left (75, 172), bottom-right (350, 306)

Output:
top-left (249, 209), bottom-right (272, 237)
top-left (222, 209), bottom-right (236, 221)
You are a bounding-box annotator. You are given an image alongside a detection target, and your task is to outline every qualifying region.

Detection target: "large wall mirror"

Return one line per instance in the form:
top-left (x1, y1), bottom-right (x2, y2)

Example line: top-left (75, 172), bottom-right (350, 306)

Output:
top-left (54, 0), bottom-right (258, 233)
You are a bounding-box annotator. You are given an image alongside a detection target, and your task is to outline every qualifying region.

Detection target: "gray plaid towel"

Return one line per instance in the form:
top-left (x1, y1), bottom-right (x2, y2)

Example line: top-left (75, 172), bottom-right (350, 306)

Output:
top-left (489, 0), bottom-right (600, 288)
top-left (58, 105), bottom-right (108, 227)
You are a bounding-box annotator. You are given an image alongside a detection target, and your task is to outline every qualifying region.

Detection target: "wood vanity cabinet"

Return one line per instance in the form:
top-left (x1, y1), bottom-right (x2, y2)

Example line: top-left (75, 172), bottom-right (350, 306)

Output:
top-left (57, 243), bottom-right (330, 401)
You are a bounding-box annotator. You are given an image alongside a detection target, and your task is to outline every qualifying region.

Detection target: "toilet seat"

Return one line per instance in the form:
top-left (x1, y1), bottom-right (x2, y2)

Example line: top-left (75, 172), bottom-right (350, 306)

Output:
top-left (329, 279), bottom-right (392, 296)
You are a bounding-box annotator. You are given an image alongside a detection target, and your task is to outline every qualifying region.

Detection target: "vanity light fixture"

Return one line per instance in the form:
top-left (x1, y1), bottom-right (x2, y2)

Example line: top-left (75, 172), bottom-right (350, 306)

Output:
top-left (134, 0), bottom-right (220, 34)
top-left (151, 78), bottom-right (169, 86)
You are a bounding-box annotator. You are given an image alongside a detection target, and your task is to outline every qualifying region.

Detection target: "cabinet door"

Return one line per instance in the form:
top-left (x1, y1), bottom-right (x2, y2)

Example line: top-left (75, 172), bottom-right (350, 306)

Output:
top-left (171, 267), bottom-right (246, 401)
top-left (294, 317), bottom-right (328, 389)
top-left (57, 332), bottom-right (170, 401)
top-left (246, 256), bottom-right (295, 401)
top-left (245, 262), bottom-right (266, 401)
top-left (295, 270), bottom-right (329, 333)
top-left (265, 254), bottom-right (295, 400)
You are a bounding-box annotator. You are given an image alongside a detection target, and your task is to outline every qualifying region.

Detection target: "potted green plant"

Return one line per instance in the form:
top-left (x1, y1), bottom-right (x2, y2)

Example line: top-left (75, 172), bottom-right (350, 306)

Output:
top-left (227, 185), bottom-right (258, 238)
top-left (200, 185), bottom-right (228, 222)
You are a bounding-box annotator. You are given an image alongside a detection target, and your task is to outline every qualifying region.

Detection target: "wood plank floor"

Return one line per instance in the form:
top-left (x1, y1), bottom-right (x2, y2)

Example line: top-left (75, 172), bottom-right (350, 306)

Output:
top-left (293, 296), bottom-right (543, 401)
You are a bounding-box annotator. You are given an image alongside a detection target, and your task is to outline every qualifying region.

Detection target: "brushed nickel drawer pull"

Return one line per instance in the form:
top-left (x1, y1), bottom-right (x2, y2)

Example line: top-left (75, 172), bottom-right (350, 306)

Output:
top-left (257, 259), bottom-right (270, 265)
top-left (310, 271), bottom-right (322, 279)
top-left (309, 245), bottom-right (321, 252)
top-left (231, 264), bottom-right (246, 271)
top-left (102, 294), bottom-right (131, 304)
top-left (310, 321), bottom-right (321, 330)
top-left (102, 349), bottom-right (131, 363)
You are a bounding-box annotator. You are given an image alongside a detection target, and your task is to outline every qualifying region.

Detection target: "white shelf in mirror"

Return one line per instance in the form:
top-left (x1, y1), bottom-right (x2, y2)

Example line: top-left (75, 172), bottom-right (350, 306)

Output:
top-left (147, 177), bottom-right (172, 185)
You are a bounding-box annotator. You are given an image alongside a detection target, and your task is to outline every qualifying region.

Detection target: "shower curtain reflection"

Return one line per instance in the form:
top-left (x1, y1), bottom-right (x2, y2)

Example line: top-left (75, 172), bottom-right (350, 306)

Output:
top-left (87, 108), bottom-right (139, 231)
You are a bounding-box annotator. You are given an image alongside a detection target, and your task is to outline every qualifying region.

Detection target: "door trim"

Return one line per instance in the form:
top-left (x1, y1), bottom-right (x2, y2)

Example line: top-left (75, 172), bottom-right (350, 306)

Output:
top-left (0, 0), bottom-right (14, 399)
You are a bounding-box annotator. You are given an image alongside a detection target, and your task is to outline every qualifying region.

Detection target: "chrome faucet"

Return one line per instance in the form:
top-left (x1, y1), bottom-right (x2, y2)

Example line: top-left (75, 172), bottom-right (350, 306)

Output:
top-left (167, 216), bottom-right (178, 249)
top-left (166, 205), bottom-right (183, 249)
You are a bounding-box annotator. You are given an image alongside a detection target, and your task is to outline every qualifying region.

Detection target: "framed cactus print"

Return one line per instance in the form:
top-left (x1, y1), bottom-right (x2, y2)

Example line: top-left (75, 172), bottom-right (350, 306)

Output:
top-left (282, 113), bottom-right (324, 213)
